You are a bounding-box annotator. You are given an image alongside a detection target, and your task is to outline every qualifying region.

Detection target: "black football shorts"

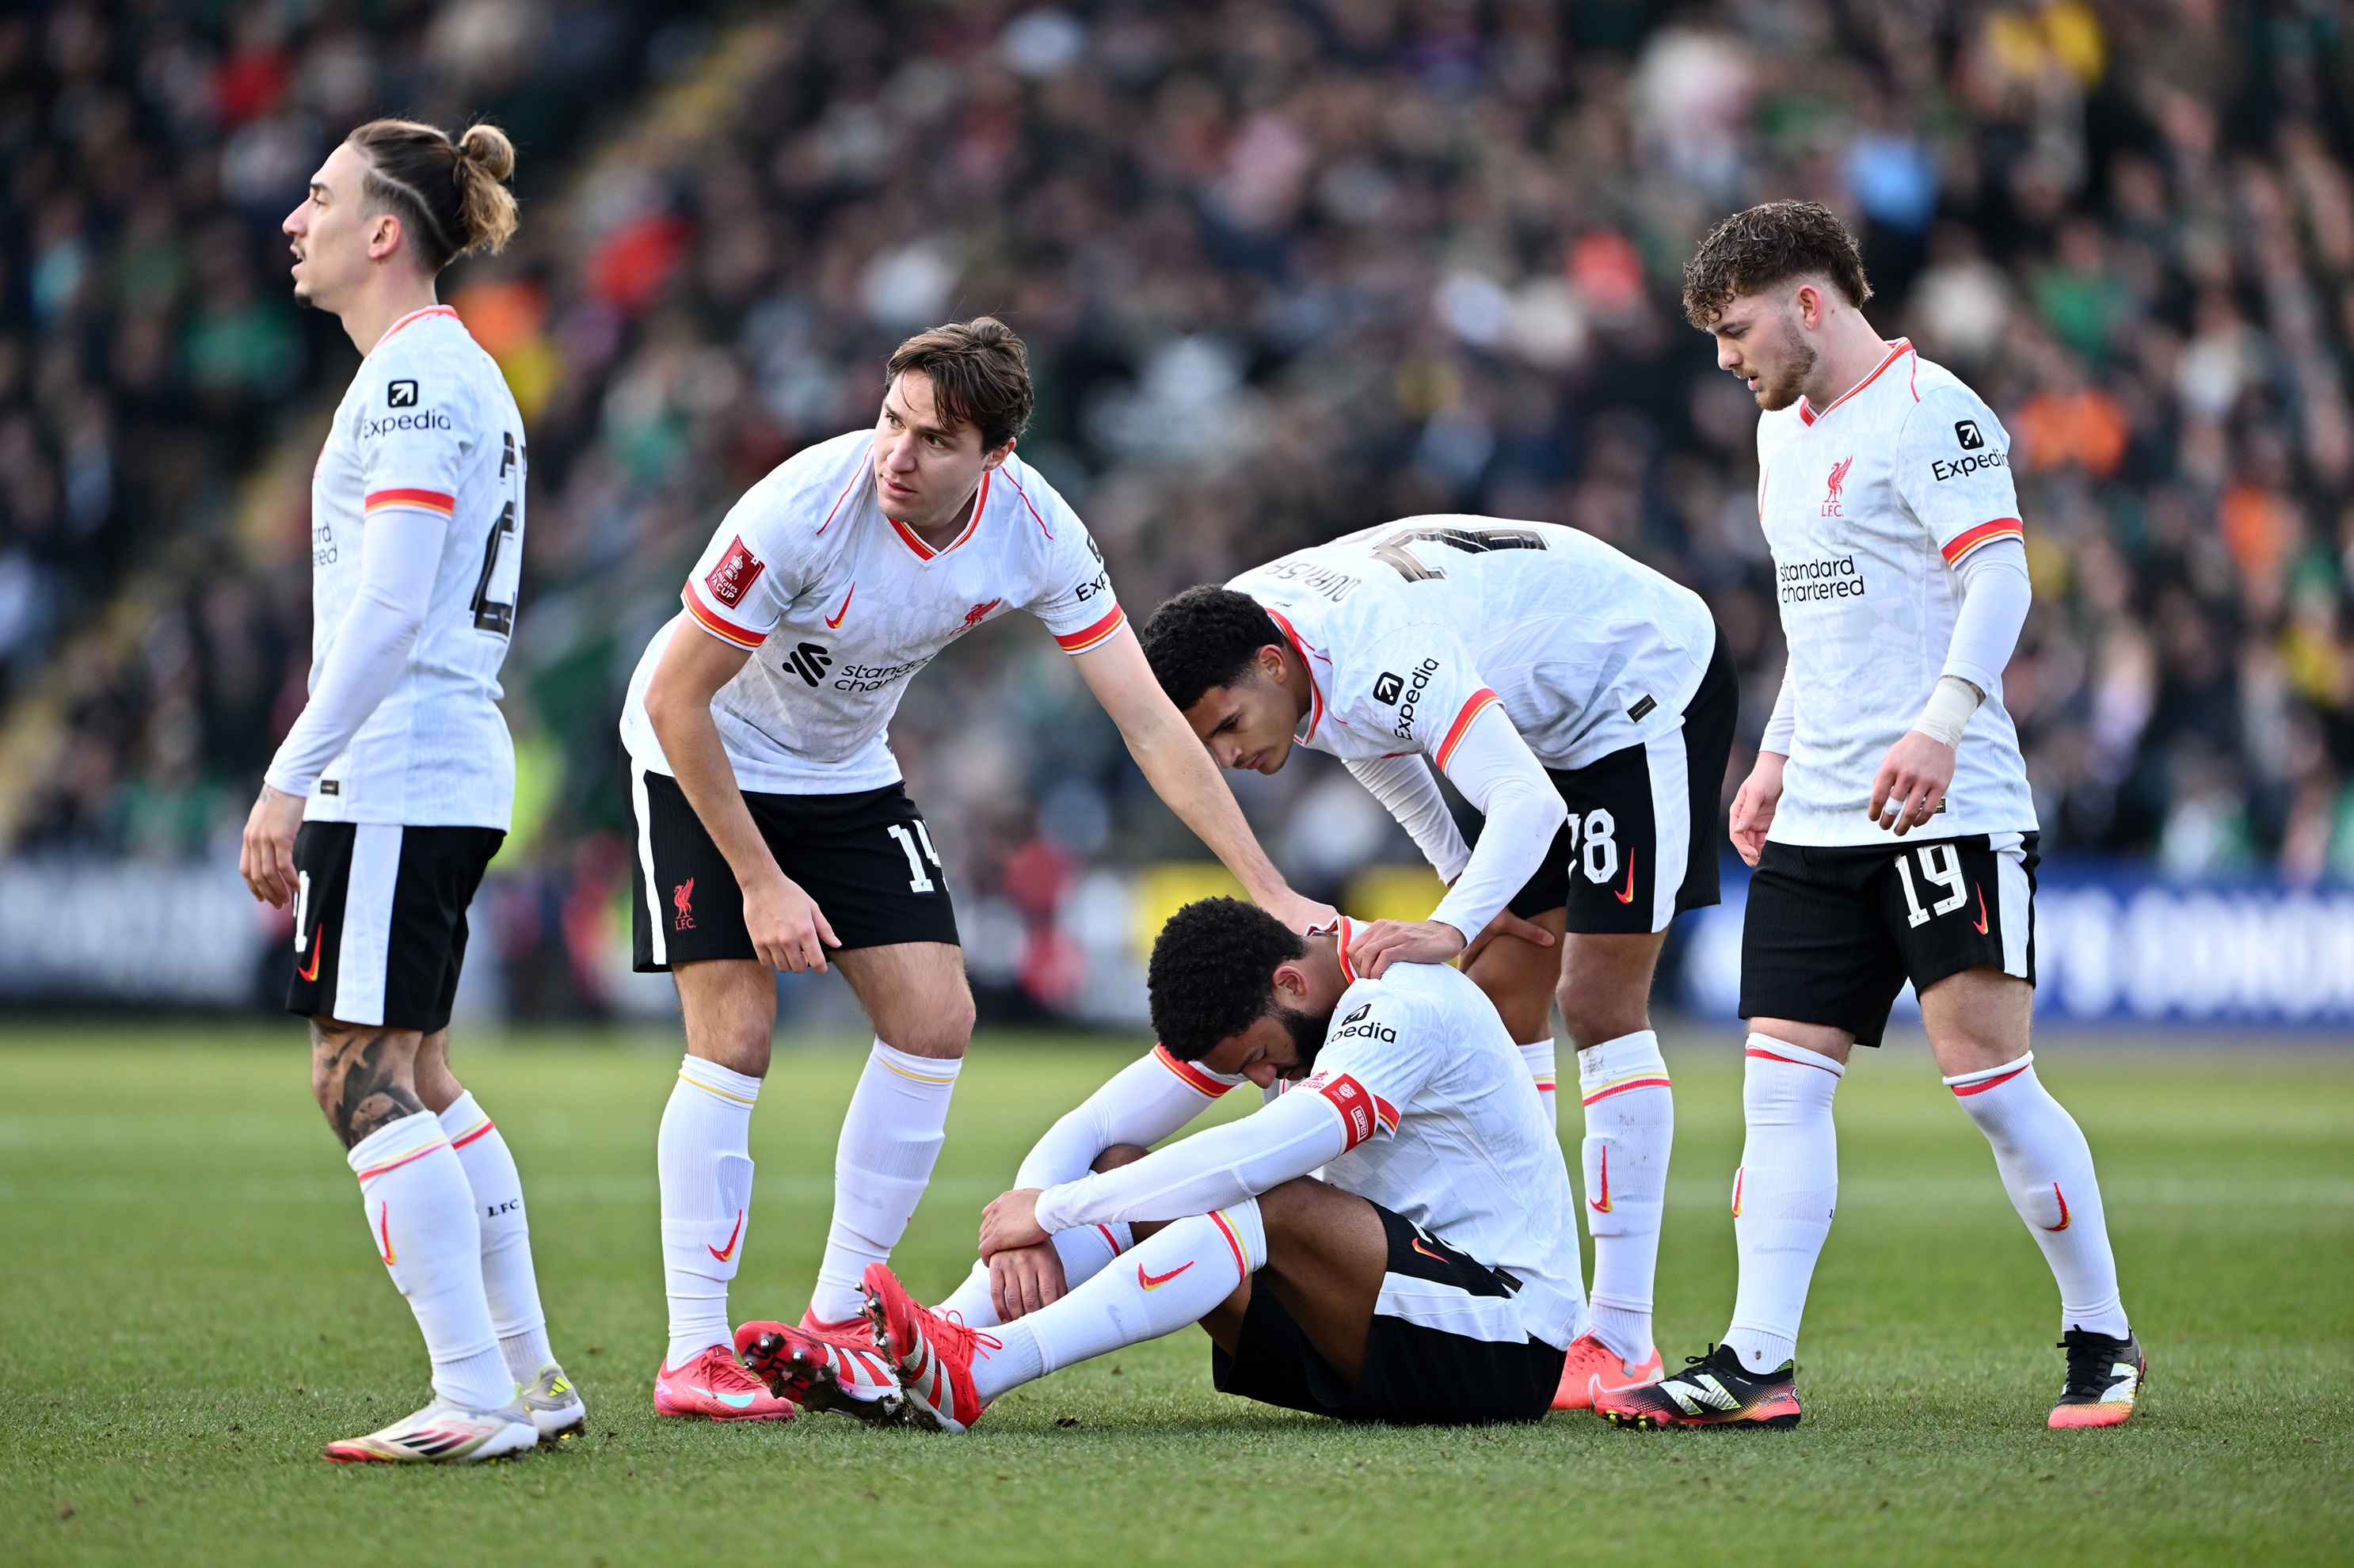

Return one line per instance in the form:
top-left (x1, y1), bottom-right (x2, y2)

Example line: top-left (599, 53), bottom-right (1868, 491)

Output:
top-left (1738, 830), bottom-right (2039, 1046)
top-left (285, 821), bottom-right (505, 1033)
top-left (629, 766), bottom-right (960, 969)
top-left (1506, 626), bottom-right (1738, 935)
top-left (1210, 1199), bottom-right (1565, 1425)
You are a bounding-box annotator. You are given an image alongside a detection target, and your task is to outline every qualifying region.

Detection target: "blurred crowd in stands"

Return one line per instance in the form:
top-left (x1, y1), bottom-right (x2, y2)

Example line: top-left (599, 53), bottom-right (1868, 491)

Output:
top-left (6, 0), bottom-right (2354, 1017)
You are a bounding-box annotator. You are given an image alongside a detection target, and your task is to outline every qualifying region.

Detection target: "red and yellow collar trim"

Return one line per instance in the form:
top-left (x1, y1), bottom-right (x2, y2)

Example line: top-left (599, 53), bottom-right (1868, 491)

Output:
top-left (888, 470), bottom-right (990, 561)
top-left (1262, 606), bottom-right (1327, 741)
top-left (1796, 337), bottom-right (1914, 426)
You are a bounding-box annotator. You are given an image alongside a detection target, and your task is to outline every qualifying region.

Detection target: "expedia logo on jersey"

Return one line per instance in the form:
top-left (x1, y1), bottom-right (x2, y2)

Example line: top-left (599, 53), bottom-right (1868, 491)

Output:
top-left (783, 641), bottom-right (832, 686)
top-left (1390, 657), bottom-right (1442, 740)
top-left (706, 536), bottom-right (765, 608)
top-left (387, 379), bottom-right (419, 406)
top-left (1373, 672), bottom-right (1404, 704)
top-left (1932, 447), bottom-right (2008, 483)
top-left (1778, 554), bottom-right (1867, 605)
top-left (361, 409), bottom-right (454, 437)
top-left (1072, 570), bottom-right (1112, 603)
top-left (1330, 1009), bottom-right (1398, 1045)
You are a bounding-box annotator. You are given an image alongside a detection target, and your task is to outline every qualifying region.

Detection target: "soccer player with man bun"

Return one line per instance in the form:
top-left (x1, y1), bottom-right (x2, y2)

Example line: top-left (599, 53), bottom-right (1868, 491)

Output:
top-left (619, 317), bottom-right (1328, 1421)
top-left (240, 119), bottom-right (581, 1462)
top-left (1599, 202), bottom-right (2141, 1432)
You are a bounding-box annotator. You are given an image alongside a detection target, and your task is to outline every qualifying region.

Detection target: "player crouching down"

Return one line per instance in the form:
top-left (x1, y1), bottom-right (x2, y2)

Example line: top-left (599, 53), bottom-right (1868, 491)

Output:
top-left (744, 899), bottom-right (1586, 1429)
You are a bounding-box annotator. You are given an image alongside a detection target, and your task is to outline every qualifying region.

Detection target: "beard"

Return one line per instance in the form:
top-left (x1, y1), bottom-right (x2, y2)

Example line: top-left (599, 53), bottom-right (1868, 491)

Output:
top-left (1274, 1004), bottom-right (1335, 1076)
top-left (1754, 336), bottom-right (1816, 411)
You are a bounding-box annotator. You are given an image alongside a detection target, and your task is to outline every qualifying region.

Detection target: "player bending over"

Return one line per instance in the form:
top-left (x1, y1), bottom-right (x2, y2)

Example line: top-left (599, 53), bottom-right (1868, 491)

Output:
top-left (1599, 202), bottom-right (2141, 1432)
top-left (743, 898), bottom-right (1583, 1431)
top-left (238, 120), bottom-right (580, 1463)
top-left (1137, 519), bottom-right (1734, 1410)
top-left (622, 320), bottom-right (1331, 1421)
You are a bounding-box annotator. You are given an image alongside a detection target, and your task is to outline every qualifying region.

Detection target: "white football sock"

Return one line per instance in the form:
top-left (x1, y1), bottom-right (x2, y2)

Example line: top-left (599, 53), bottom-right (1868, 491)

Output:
top-left (438, 1092), bottom-right (555, 1380)
top-left (936, 1221), bottom-right (1134, 1329)
top-left (1578, 1029), bottom-right (1674, 1364)
top-left (1517, 1038), bottom-right (1558, 1127)
top-left (348, 1110), bottom-right (513, 1410)
top-left (977, 1204), bottom-right (1266, 1403)
top-left (1945, 1053), bottom-right (2130, 1338)
top-left (1724, 1036), bottom-right (1844, 1375)
top-left (657, 1055), bottom-right (760, 1366)
top-left (809, 1040), bottom-right (962, 1325)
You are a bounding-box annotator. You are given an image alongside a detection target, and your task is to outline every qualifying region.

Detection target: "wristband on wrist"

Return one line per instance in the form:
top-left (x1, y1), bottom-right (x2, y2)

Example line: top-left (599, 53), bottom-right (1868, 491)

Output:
top-left (1913, 675), bottom-right (1983, 748)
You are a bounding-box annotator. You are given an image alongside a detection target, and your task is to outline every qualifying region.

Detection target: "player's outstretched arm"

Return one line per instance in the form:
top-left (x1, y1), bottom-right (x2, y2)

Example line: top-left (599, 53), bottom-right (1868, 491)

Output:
top-left (1073, 629), bottom-right (1337, 932)
top-left (645, 626), bottom-right (840, 971)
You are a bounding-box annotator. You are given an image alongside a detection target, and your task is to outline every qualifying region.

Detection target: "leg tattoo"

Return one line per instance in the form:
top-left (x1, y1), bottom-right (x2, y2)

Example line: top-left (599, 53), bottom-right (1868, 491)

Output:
top-left (312, 1022), bottom-right (426, 1148)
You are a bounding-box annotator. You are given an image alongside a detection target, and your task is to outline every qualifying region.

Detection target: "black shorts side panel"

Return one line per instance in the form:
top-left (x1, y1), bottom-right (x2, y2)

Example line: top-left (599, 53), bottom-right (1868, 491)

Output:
top-left (631, 771), bottom-right (960, 971)
top-left (284, 822), bottom-right (502, 1033)
top-left (1209, 1201), bottom-right (1564, 1426)
top-left (1506, 626), bottom-right (1738, 933)
top-left (1739, 832), bottom-right (2039, 1047)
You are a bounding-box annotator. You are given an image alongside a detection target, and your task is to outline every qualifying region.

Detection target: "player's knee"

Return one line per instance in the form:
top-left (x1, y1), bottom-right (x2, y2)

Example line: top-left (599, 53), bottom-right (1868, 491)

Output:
top-left (874, 987), bottom-right (974, 1058)
top-left (1091, 1143), bottom-right (1148, 1174)
top-left (1555, 980), bottom-right (1645, 1051)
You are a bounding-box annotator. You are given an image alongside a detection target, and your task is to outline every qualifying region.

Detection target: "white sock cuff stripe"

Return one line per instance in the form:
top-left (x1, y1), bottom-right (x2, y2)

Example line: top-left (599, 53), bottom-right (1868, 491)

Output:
top-left (870, 1038), bottom-right (963, 1085)
top-left (678, 1055), bottom-right (763, 1104)
top-left (346, 1109), bottom-right (450, 1178)
top-left (1744, 1033), bottom-right (1845, 1078)
top-left (1942, 1051), bottom-right (2036, 1090)
top-left (1579, 1029), bottom-right (1668, 1091)
top-left (1516, 1038), bottom-right (1556, 1088)
top-left (436, 1090), bottom-right (496, 1147)
top-left (1213, 1199), bottom-right (1267, 1277)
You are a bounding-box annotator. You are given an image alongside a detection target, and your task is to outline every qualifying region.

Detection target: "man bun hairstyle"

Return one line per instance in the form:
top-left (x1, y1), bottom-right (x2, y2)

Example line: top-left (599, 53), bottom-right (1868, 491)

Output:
top-left (1682, 200), bottom-right (1872, 329)
top-left (347, 118), bottom-right (520, 273)
top-left (886, 317), bottom-right (1034, 451)
top-left (1140, 585), bottom-right (1286, 711)
top-left (1147, 897), bottom-right (1310, 1062)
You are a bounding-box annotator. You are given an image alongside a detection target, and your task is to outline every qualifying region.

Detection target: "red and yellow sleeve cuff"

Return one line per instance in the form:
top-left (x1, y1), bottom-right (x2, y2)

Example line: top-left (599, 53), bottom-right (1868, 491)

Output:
top-left (682, 584), bottom-right (767, 650)
top-left (1154, 1042), bottom-right (1234, 1098)
top-left (364, 487), bottom-right (455, 516)
top-left (1941, 518), bottom-right (2023, 565)
top-left (1434, 687), bottom-right (1502, 771)
top-left (1053, 603), bottom-right (1127, 654)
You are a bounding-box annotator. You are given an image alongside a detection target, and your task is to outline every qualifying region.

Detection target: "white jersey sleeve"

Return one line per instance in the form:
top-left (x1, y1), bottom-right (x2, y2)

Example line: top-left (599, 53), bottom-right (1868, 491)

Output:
top-left (679, 494), bottom-right (806, 653)
top-left (1891, 382), bottom-right (2024, 571)
top-left (1013, 1045), bottom-right (1241, 1191)
top-left (1003, 467), bottom-right (1126, 653)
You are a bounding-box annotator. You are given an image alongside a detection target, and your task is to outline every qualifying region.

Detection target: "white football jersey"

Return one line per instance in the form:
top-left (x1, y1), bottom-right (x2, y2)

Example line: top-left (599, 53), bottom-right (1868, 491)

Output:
top-left (1754, 339), bottom-right (2036, 845)
top-left (619, 432), bottom-right (1122, 794)
top-left (303, 306), bottom-right (525, 827)
top-left (1301, 944), bottom-right (1583, 1346)
top-left (1226, 518), bottom-right (1717, 777)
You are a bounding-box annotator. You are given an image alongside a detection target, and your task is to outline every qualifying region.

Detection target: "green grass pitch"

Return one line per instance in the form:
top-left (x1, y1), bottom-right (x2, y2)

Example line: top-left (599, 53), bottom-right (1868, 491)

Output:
top-left (2, 1022), bottom-right (2348, 1565)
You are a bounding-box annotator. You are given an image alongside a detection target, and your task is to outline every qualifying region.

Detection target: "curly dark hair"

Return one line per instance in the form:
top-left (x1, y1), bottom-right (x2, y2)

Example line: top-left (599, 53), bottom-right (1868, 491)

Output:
top-left (886, 317), bottom-right (1033, 450)
top-left (1140, 586), bottom-right (1286, 711)
top-left (1682, 200), bottom-right (1872, 329)
top-left (1148, 897), bottom-right (1309, 1061)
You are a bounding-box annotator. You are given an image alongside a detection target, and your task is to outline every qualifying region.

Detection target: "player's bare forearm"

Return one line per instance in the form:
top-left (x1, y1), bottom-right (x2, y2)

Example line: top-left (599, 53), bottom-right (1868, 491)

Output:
top-left (1868, 731), bottom-right (1956, 837)
top-left (1729, 752), bottom-right (1785, 867)
top-left (1075, 633), bottom-right (1336, 931)
top-left (646, 629), bottom-right (837, 969)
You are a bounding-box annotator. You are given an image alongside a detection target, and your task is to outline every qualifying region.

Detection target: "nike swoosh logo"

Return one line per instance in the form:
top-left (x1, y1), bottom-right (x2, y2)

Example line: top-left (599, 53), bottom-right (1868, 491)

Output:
top-left (709, 1208), bottom-right (745, 1262)
top-left (377, 1202), bottom-right (395, 1265)
top-left (2043, 1182), bottom-right (2071, 1231)
top-left (1614, 851), bottom-right (1636, 904)
top-left (693, 1386), bottom-right (756, 1408)
top-left (1731, 1166), bottom-right (1744, 1219)
top-left (1410, 1237), bottom-right (1449, 1263)
top-left (1973, 885), bottom-right (1990, 935)
top-left (1137, 1260), bottom-right (1194, 1291)
top-left (1590, 1145), bottom-right (1612, 1212)
top-left (298, 926), bottom-right (326, 984)
top-left (825, 584), bottom-right (855, 629)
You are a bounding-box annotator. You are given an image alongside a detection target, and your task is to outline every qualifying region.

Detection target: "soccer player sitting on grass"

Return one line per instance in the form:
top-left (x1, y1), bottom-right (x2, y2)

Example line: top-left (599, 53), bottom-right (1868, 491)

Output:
top-left (740, 897), bottom-right (1585, 1430)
